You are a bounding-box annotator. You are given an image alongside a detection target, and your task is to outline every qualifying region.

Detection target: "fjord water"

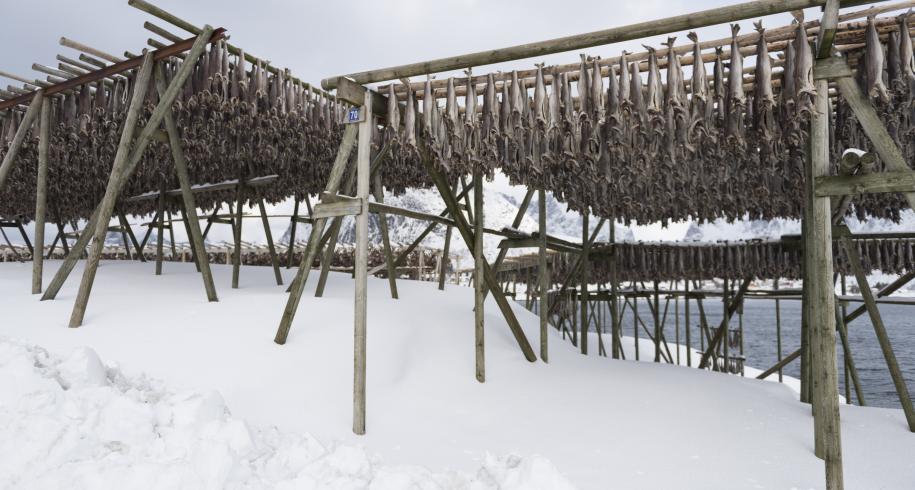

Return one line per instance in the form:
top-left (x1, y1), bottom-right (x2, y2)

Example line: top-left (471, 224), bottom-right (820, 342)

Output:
top-left (533, 298), bottom-right (915, 409)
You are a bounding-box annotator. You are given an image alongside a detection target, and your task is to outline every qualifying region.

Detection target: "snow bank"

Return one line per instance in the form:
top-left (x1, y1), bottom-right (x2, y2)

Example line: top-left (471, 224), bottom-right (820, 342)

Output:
top-left (0, 339), bottom-right (574, 490)
top-left (2, 261), bottom-right (914, 489)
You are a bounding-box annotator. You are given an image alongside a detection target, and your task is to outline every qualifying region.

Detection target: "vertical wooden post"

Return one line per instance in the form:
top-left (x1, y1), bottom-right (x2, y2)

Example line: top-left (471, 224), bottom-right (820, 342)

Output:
top-left (439, 223), bottom-right (452, 290)
top-left (353, 93), bottom-right (372, 435)
top-left (67, 53), bottom-right (154, 327)
top-left (258, 198), bottom-right (283, 286)
top-left (373, 173), bottom-right (399, 298)
top-left (474, 170), bottom-right (485, 382)
top-left (675, 292), bottom-right (680, 365)
top-left (580, 211), bottom-right (589, 355)
top-left (841, 237), bottom-right (915, 431)
top-left (177, 205), bottom-right (200, 272)
top-left (775, 278), bottom-right (783, 382)
top-left (609, 219), bottom-right (620, 360)
top-left (722, 278), bottom-right (730, 372)
top-left (286, 195), bottom-right (300, 268)
top-left (835, 296), bottom-right (865, 406)
top-left (539, 188), bottom-right (549, 362)
top-left (118, 212), bottom-right (145, 261)
top-left (633, 294), bottom-right (640, 361)
top-left (810, 74), bottom-right (843, 486)
top-left (653, 280), bottom-right (661, 363)
top-left (67, 28), bottom-right (214, 327)
top-left (155, 184), bottom-right (166, 276)
top-left (156, 64), bottom-right (218, 300)
top-left (31, 93), bottom-right (50, 294)
top-left (685, 281), bottom-right (691, 367)
top-left (0, 90), bottom-right (43, 192)
top-left (232, 175), bottom-right (245, 289)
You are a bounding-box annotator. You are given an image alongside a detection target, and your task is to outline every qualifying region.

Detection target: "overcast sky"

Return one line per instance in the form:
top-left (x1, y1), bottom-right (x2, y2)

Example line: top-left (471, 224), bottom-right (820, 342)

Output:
top-left (1, 0), bottom-right (816, 91)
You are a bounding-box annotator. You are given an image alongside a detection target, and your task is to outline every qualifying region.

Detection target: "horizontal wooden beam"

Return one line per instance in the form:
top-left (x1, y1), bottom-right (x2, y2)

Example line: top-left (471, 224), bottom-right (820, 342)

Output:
top-left (312, 198), bottom-right (364, 219)
top-left (125, 174), bottom-right (278, 202)
top-left (322, 0), bottom-right (866, 88)
top-left (816, 170), bottom-right (915, 196)
top-left (0, 28), bottom-right (226, 112)
top-left (813, 56), bottom-right (854, 80)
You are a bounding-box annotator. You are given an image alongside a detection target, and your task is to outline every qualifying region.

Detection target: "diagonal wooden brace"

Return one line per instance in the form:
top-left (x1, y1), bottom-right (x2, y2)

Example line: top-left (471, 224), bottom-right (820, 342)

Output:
top-left (418, 149), bottom-right (536, 362)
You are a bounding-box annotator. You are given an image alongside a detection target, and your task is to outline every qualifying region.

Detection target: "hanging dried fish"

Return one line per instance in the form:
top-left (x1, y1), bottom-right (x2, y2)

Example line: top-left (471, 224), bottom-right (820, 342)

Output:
top-left (865, 16), bottom-right (890, 101)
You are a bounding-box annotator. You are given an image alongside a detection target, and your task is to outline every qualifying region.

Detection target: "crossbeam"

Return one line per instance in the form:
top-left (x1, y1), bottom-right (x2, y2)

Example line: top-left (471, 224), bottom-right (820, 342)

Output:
top-left (322, 0), bottom-right (862, 89)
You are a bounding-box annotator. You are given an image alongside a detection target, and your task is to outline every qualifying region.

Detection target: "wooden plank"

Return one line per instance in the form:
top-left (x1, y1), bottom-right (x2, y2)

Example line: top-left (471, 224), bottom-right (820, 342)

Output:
top-left (313, 198), bottom-right (363, 219)
top-left (353, 90), bottom-right (372, 435)
top-left (31, 95), bottom-right (50, 294)
top-left (124, 174), bottom-right (278, 202)
top-left (841, 236), bottom-right (915, 431)
top-left (815, 170), bottom-right (915, 196)
top-left (756, 348), bottom-right (803, 379)
top-left (813, 56), bottom-right (853, 80)
top-left (322, 0), bottom-right (844, 88)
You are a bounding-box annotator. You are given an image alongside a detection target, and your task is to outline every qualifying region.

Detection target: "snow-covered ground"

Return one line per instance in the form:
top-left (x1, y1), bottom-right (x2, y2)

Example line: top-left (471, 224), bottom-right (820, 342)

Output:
top-left (1, 261), bottom-right (914, 489)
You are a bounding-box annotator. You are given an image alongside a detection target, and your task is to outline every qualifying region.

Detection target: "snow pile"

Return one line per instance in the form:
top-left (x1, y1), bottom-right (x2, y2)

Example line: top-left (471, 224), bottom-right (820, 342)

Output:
top-left (0, 339), bottom-right (574, 490)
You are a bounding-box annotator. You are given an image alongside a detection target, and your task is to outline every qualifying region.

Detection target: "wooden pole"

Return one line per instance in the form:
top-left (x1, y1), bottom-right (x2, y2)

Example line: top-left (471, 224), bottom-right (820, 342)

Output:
top-left (675, 292), bottom-right (680, 365)
top-left (156, 64), bottom-right (217, 300)
top-left (834, 296), bottom-right (866, 406)
top-left (373, 173), bottom-right (399, 299)
top-left (231, 174), bottom-right (245, 289)
top-left (353, 92), bottom-right (372, 436)
top-left (258, 198), bottom-right (283, 286)
top-left (274, 125), bottom-right (358, 344)
top-left (633, 294), bottom-right (640, 361)
top-left (155, 185), bottom-right (165, 275)
top-left (810, 71), bottom-right (843, 486)
top-left (0, 90), bottom-right (43, 192)
top-left (438, 223), bottom-right (452, 290)
top-left (539, 188), bottom-right (549, 362)
top-left (654, 280), bottom-right (661, 363)
top-left (66, 53), bottom-right (154, 327)
top-left (581, 211), bottom-right (589, 355)
top-left (31, 93), bottom-right (50, 294)
top-left (68, 28), bottom-right (214, 327)
top-left (775, 278), bottom-right (783, 382)
top-left (474, 171), bottom-right (485, 382)
top-left (286, 196), bottom-right (300, 268)
top-left (610, 220), bottom-right (621, 360)
top-left (685, 281), bottom-right (691, 366)
top-left (322, 0), bottom-right (841, 88)
top-left (841, 237), bottom-right (915, 430)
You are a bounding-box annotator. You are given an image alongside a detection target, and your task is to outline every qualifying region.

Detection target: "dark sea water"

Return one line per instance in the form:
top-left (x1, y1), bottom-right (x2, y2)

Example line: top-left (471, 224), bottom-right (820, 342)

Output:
top-left (529, 297), bottom-right (915, 409)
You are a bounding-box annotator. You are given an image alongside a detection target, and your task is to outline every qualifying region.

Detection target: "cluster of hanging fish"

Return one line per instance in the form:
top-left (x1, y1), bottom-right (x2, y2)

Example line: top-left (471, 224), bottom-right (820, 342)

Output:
top-left (0, 39), bottom-right (349, 223)
top-left (384, 15), bottom-right (914, 225)
top-left (540, 237), bottom-right (915, 282)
